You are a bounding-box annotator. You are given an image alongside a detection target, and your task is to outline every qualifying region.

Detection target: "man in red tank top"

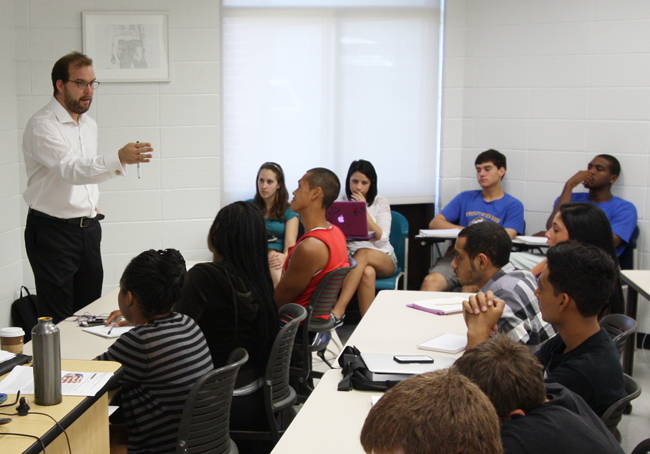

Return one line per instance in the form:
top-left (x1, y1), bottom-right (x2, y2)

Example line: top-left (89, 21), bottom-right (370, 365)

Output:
top-left (275, 168), bottom-right (349, 309)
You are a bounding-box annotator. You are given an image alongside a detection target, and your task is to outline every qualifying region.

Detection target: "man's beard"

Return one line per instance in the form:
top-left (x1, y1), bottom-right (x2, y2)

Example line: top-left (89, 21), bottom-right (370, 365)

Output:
top-left (64, 90), bottom-right (91, 115)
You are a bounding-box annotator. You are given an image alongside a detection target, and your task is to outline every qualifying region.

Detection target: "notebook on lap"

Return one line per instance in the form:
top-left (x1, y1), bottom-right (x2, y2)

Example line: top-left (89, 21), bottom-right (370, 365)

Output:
top-left (326, 201), bottom-right (375, 240)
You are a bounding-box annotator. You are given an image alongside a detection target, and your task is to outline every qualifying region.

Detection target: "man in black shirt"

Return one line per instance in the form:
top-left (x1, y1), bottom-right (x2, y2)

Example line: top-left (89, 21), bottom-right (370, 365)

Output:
top-left (534, 241), bottom-right (626, 416)
top-left (455, 335), bottom-right (623, 454)
top-left (461, 241), bottom-right (626, 417)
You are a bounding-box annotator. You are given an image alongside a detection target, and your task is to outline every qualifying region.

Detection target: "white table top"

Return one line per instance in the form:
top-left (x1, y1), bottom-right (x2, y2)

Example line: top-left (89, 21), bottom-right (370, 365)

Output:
top-left (621, 270), bottom-right (650, 300)
top-left (24, 288), bottom-right (120, 360)
top-left (24, 261), bottom-right (202, 360)
top-left (271, 290), bottom-right (468, 454)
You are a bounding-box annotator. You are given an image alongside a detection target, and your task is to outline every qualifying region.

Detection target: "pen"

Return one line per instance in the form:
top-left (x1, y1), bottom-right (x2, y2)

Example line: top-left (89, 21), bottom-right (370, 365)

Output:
top-left (136, 141), bottom-right (141, 179)
top-left (107, 324), bottom-right (115, 336)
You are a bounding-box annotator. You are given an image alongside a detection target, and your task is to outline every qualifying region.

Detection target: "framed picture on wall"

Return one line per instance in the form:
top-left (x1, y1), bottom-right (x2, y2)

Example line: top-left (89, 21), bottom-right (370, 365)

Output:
top-left (82, 11), bottom-right (170, 82)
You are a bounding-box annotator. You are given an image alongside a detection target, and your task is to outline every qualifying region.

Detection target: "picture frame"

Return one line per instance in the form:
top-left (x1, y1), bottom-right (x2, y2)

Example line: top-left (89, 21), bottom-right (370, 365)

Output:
top-left (82, 11), bottom-right (170, 83)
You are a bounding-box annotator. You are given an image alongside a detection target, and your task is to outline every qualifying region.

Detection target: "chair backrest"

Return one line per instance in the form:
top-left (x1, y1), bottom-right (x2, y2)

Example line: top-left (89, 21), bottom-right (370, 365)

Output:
top-left (266, 304), bottom-right (307, 414)
top-left (632, 438), bottom-right (650, 454)
top-left (619, 225), bottom-right (640, 270)
top-left (176, 348), bottom-right (249, 454)
top-left (306, 258), bottom-right (357, 332)
top-left (599, 314), bottom-right (638, 358)
top-left (389, 211), bottom-right (409, 271)
top-left (600, 374), bottom-right (641, 438)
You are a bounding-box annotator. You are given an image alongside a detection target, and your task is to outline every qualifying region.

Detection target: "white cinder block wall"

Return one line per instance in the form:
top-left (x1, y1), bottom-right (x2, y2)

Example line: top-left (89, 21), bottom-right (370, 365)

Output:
top-left (441, 0), bottom-right (650, 330)
top-left (4, 0), bottom-right (650, 330)
top-left (0, 1), bottom-right (22, 329)
top-left (0, 0), bottom-right (221, 327)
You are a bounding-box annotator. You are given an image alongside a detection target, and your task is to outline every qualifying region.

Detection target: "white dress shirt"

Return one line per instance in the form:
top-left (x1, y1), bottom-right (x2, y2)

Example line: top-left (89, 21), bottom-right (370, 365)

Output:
top-left (23, 97), bottom-right (125, 219)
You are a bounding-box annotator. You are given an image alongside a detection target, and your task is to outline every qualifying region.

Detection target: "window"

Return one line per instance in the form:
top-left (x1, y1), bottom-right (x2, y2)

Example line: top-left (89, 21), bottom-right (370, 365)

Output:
top-left (222, 1), bottom-right (441, 204)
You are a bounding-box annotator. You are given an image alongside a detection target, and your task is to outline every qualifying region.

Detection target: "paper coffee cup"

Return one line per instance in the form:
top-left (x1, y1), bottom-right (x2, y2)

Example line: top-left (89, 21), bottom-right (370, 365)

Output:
top-left (0, 327), bottom-right (25, 354)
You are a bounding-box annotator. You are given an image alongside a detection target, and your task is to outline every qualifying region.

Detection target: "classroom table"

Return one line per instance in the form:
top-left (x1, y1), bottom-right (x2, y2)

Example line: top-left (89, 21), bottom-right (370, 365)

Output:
top-left (621, 270), bottom-right (650, 375)
top-left (24, 261), bottom-right (202, 360)
top-left (23, 288), bottom-right (120, 360)
top-left (271, 290), bottom-right (469, 454)
top-left (417, 233), bottom-right (548, 270)
top-left (2, 359), bottom-right (122, 454)
top-left (416, 234), bottom-right (456, 268)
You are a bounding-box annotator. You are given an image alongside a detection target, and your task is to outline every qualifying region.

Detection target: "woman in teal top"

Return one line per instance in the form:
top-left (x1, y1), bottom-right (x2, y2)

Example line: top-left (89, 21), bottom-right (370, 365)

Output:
top-left (251, 162), bottom-right (299, 286)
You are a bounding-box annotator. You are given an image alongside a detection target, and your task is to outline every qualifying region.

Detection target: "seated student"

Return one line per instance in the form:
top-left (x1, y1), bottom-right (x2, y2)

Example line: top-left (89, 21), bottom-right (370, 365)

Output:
top-left (275, 167), bottom-right (349, 310)
top-left (452, 222), bottom-right (555, 349)
top-left (250, 162), bottom-right (300, 286)
top-left (464, 241), bottom-right (626, 417)
top-left (99, 249), bottom-right (213, 454)
top-left (331, 160), bottom-right (396, 325)
top-left (360, 368), bottom-right (504, 454)
top-left (454, 335), bottom-right (623, 454)
top-left (532, 202), bottom-right (624, 314)
top-left (421, 149), bottom-right (524, 292)
top-left (547, 154), bottom-right (637, 257)
top-left (173, 201), bottom-right (279, 430)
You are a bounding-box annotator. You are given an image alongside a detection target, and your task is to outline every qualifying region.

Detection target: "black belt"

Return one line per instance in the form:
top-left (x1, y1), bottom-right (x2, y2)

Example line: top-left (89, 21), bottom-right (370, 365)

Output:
top-left (29, 208), bottom-right (104, 228)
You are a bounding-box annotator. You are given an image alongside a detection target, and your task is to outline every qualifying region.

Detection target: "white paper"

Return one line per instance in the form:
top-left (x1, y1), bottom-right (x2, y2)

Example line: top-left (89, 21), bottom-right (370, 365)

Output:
top-left (0, 366), bottom-right (113, 397)
top-left (514, 235), bottom-right (549, 245)
top-left (418, 333), bottom-right (467, 354)
top-left (0, 350), bottom-right (16, 363)
top-left (371, 395), bottom-right (382, 406)
top-left (419, 229), bottom-right (460, 238)
top-left (83, 324), bottom-right (134, 339)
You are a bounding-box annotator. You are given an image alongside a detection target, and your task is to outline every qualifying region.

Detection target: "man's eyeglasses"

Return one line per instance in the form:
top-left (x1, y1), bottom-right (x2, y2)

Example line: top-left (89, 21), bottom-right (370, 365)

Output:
top-left (66, 79), bottom-right (100, 90)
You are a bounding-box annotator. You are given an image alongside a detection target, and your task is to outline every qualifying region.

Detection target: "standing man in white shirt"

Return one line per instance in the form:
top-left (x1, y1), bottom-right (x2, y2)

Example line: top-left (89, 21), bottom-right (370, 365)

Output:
top-left (23, 51), bottom-right (153, 323)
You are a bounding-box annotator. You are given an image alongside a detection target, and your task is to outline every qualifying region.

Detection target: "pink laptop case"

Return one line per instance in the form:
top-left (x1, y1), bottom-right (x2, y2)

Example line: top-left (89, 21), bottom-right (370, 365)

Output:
top-left (326, 201), bottom-right (372, 239)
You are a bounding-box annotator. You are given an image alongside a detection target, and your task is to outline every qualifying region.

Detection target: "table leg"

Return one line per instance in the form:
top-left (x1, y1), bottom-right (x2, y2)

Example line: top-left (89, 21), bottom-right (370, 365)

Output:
top-left (624, 286), bottom-right (639, 376)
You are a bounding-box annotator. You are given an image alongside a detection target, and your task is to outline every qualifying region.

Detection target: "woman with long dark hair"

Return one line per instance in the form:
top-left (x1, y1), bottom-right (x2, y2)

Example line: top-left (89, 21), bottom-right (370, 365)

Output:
top-left (535, 202), bottom-right (624, 314)
top-left (331, 160), bottom-right (397, 323)
top-left (174, 201), bottom-right (280, 429)
top-left (251, 162), bottom-right (299, 286)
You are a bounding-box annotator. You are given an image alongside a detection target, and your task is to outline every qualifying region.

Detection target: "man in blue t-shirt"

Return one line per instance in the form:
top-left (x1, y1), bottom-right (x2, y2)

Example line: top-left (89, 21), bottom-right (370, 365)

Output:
top-left (546, 154), bottom-right (637, 257)
top-left (421, 149), bottom-right (524, 291)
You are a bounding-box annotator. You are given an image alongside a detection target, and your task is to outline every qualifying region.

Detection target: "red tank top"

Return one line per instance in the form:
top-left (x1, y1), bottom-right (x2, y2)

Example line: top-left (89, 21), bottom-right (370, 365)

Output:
top-left (283, 225), bottom-right (349, 309)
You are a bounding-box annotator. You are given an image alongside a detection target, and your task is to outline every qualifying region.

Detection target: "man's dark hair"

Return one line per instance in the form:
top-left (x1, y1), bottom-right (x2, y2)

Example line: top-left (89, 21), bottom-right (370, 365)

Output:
top-left (51, 51), bottom-right (93, 96)
top-left (454, 335), bottom-right (546, 423)
top-left (475, 149), bottom-right (507, 170)
top-left (305, 167), bottom-right (341, 209)
top-left (558, 202), bottom-right (624, 314)
top-left (458, 222), bottom-right (511, 269)
top-left (345, 159), bottom-right (378, 206)
top-left (546, 241), bottom-right (617, 318)
top-left (360, 368), bottom-right (504, 454)
top-left (596, 154), bottom-right (621, 177)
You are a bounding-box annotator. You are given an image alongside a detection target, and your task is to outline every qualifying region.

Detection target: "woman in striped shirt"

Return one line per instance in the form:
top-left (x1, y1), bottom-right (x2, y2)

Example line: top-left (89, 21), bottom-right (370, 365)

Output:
top-left (99, 249), bottom-right (213, 454)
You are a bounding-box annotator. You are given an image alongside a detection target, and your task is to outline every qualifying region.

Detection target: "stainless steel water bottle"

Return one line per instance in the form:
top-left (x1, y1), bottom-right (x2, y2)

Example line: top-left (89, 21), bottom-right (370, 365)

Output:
top-left (32, 317), bottom-right (62, 405)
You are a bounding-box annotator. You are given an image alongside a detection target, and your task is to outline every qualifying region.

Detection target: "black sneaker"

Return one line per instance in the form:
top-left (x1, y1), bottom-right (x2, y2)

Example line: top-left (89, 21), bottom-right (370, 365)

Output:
top-left (331, 313), bottom-right (345, 328)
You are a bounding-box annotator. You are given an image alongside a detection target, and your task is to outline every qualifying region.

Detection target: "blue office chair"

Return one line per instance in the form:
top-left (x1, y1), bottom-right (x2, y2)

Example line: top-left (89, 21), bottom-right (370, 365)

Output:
top-left (619, 225), bottom-right (640, 270)
top-left (376, 211), bottom-right (409, 290)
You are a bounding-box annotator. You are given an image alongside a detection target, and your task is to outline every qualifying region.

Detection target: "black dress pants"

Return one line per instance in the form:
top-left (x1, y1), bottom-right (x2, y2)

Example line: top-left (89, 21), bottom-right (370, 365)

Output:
top-left (25, 211), bottom-right (103, 324)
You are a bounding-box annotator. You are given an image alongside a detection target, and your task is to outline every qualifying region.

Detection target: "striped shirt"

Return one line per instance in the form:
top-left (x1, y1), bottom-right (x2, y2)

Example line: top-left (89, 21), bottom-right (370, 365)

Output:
top-left (482, 263), bottom-right (557, 349)
top-left (99, 313), bottom-right (213, 454)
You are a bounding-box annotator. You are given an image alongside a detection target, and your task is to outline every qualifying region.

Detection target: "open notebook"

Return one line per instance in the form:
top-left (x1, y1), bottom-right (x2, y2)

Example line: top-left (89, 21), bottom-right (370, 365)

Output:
top-left (407, 296), bottom-right (465, 315)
